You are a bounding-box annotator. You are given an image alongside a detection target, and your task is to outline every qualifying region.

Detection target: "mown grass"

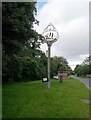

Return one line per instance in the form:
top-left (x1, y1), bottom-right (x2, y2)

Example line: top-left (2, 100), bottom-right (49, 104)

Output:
top-left (2, 79), bottom-right (90, 118)
top-left (0, 85), bottom-right (2, 120)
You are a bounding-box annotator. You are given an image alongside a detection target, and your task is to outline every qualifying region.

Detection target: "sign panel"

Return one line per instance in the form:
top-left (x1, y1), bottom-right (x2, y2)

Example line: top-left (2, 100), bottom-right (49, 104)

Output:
top-left (42, 78), bottom-right (48, 82)
top-left (42, 23), bottom-right (59, 42)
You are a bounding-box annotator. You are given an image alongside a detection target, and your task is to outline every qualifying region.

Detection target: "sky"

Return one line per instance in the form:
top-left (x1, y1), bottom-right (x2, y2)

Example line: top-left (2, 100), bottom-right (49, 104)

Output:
top-left (34, 0), bottom-right (90, 70)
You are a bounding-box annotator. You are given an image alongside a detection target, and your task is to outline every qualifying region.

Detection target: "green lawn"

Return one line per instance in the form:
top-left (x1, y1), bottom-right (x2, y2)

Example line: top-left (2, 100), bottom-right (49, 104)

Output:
top-left (2, 79), bottom-right (90, 118)
top-left (0, 85), bottom-right (2, 120)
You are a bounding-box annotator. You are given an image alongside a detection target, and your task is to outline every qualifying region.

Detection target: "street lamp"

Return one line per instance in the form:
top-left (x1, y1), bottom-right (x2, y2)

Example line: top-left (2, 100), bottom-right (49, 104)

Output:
top-left (42, 23), bottom-right (59, 88)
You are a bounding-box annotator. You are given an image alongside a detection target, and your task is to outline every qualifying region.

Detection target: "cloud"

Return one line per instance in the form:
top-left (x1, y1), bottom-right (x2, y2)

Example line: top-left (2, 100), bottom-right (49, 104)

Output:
top-left (55, 16), bottom-right (89, 57)
top-left (34, 0), bottom-right (89, 70)
top-left (68, 54), bottom-right (89, 70)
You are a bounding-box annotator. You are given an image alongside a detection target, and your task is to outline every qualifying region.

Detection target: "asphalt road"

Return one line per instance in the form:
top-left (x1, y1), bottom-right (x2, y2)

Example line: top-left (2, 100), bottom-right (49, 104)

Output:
top-left (71, 75), bottom-right (91, 91)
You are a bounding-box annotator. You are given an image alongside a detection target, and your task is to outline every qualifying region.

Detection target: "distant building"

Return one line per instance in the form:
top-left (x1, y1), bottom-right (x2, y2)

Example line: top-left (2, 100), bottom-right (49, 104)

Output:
top-left (58, 71), bottom-right (68, 80)
top-left (60, 71), bottom-right (68, 80)
top-left (58, 71), bottom-right (61, 80)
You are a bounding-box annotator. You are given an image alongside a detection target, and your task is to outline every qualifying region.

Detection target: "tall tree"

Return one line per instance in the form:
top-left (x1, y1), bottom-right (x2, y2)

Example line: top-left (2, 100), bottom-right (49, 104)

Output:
top-left (2, 2), bottom-right (38, 55)
top-left (2, 2), bottom-right (43, 82)
top-left (82, 55), bottom-right (91, 65)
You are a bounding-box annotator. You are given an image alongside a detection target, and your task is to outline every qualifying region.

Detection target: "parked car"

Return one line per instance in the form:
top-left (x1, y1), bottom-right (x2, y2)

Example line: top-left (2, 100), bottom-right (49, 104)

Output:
top-left (53, 76), bottom-right (58, 79)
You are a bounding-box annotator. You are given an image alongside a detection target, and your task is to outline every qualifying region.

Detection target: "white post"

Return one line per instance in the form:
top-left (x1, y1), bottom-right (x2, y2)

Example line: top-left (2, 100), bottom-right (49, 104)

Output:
top-left (48, 45), bottom-right (51, 88)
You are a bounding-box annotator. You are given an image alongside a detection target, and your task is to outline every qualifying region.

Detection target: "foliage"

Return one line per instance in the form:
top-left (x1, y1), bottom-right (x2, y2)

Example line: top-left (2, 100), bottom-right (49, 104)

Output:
top-left (74, 65), bottom-right (89, 76)
top-left (2, 2), bottom-right (37, 55)
top-left (3, 55), bottom-right (22, 82)
top-left (2, 2), bottom-right (44, 82)
top-left (51, 56), bottom-right (72, 77)
top-left (3, 52), bottom-right (48, 82)
top-left (74, 56), bottom-right (90, 76)
top-left (82, 55), bottom-right (91, 65)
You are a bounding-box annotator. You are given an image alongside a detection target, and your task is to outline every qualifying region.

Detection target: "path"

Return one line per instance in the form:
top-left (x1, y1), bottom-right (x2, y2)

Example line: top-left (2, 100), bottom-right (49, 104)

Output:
top-left (71, 75), bottom-right (91, 91)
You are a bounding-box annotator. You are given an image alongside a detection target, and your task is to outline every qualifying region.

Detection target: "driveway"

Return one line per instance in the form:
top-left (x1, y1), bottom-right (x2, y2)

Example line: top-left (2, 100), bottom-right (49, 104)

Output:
top-left (71, 75), bottom-right (91, 91)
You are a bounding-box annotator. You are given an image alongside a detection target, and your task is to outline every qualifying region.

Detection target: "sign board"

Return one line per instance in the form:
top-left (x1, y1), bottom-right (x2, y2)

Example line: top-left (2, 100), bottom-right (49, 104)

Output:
top-left (42, 23), bottom-right (59, 43)
top-left (42, 78), bottom-right (48, 82)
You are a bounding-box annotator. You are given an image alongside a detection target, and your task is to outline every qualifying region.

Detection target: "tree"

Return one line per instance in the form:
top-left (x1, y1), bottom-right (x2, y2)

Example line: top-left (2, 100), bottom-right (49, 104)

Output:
top-left (2, 2), bottom-right (43, 82)
top-left (74, 56), bottom-right (90, 76)
top-left (51, 56), bottom-right (72, 77)
top-left (2, 2), bottom-right (39, 55)
top-left (82, 55), bottom-right (91, 65)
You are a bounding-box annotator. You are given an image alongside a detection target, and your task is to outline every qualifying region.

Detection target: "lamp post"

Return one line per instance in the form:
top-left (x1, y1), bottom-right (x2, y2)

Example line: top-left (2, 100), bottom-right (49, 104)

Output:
top-left (42, 23), bottom-right (59, 88)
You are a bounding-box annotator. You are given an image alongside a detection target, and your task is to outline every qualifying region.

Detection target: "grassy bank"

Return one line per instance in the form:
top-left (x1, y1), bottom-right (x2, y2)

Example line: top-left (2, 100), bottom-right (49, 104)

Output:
top-left (2, 79), bottom-right (90, 118)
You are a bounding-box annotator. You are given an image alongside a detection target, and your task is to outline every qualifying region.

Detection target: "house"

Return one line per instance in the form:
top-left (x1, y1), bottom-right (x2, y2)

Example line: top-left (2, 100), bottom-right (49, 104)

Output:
top-left (58, 71), bottom-right (68, 80)
top-left (60, 72), bottom-right (68, 80)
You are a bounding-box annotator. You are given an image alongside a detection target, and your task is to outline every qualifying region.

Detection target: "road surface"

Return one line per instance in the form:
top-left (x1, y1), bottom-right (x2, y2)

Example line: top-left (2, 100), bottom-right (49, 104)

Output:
top-left (71, 75), bottom-right (91, 91)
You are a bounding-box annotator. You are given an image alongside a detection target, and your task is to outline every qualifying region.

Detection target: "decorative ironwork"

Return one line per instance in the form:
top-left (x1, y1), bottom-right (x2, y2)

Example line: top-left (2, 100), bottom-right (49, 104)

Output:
top-left (42, 23), bottom-right (59, 45)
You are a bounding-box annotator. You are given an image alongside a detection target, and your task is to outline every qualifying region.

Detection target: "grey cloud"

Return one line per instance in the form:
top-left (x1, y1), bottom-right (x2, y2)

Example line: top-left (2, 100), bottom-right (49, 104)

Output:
top-left (36, 1), bottom-right (89, 69)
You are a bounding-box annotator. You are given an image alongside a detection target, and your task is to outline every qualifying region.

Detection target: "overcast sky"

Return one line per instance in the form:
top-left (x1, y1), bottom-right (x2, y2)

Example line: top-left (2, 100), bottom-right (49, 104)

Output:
top-left (34, 0), bottom-right (90, 70)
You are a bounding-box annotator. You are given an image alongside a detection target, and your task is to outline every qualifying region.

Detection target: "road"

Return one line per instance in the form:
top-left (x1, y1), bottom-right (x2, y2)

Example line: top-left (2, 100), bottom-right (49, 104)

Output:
top-left (71, 75), bottom-right (91, 91)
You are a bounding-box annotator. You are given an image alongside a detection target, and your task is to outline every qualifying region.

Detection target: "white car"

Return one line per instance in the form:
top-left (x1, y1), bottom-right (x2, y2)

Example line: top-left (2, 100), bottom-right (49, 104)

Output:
top-left (53, 76), bottom-right (58, 79)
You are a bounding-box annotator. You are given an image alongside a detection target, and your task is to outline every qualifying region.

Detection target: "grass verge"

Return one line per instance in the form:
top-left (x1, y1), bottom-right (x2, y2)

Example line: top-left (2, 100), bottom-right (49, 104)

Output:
top-left (2, 79), bottom-right (90, 118)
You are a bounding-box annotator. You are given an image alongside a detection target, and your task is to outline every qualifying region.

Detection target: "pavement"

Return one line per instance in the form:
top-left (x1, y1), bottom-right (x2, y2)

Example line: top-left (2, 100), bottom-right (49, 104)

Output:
top-left (71, 75), bottom-right (91, 91)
